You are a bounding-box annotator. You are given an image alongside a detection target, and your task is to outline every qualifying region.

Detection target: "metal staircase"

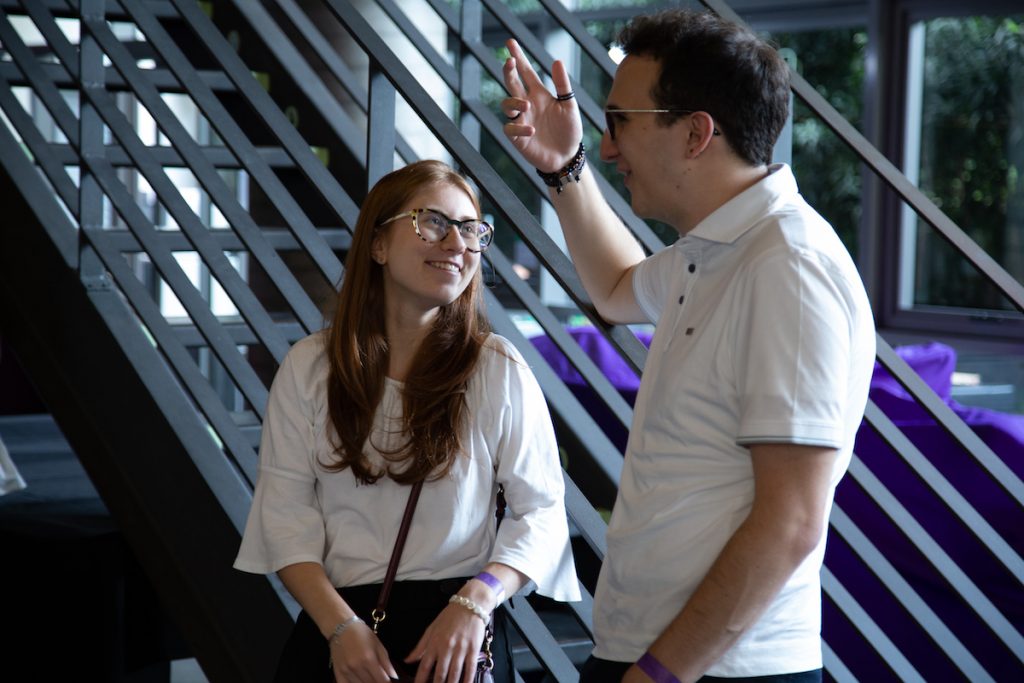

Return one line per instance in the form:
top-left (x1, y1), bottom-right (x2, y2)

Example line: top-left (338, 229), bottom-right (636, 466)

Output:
top-left (1, 1), bottom-right (1021, 681)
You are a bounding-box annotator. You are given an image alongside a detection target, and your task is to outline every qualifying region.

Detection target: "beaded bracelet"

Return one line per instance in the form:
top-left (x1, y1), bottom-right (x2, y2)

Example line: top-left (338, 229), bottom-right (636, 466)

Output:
top-left (449, 594), bottom-right (489, 623)
top-left (535, 142), bottom-right (586, 194)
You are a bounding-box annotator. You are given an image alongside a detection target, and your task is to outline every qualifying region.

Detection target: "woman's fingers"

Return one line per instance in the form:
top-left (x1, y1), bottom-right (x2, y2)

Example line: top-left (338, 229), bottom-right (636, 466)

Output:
top-left (407, 608), bottom-right (487, 683)
top-left (377, 642), bottom-right (398, 680)
top-left (431, 658), bottom-right (450, 683)
top-left (460, 649), bottom-right (477, 683)
top-left (330, 627), bottom-right (396, 683)
top-left (332, 659), bottom-right (389, 683)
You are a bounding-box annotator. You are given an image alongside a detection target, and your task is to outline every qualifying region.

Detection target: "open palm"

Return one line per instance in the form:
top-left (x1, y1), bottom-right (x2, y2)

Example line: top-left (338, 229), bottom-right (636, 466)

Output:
top-left (501, 39), bottom-right (584, 174)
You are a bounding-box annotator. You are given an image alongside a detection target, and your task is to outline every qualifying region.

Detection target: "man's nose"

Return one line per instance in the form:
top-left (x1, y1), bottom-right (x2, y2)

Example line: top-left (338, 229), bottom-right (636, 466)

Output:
top-left (599, 127), bottom-right (618, 162)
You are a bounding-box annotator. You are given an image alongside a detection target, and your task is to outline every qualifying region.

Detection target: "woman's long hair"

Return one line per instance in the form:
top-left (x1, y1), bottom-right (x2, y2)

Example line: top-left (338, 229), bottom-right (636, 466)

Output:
top-left (323, 160), bottom-right (490, 484)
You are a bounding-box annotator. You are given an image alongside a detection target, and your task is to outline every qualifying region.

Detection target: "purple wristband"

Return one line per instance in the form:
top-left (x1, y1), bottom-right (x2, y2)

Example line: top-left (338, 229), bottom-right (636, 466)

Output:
top-left (636, 653), bottom-right (681, 683)
top-left (473, 571), bottom-right (505, 596)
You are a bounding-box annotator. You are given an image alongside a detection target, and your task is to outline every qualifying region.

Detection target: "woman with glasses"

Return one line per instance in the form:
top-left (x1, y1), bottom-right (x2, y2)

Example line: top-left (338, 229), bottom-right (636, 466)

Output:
top-left (235, 160), bottom-right (579, 683)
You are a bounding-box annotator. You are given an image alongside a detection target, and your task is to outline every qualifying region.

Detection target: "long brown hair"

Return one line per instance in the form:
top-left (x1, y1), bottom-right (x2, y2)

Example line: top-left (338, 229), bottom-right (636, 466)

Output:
top-left (323, 160), bottom-right (490, 484)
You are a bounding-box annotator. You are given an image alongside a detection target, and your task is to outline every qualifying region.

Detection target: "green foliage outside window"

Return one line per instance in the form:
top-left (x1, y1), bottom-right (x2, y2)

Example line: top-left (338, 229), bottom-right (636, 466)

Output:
top-left (768, 28), bottom-right (867, 259)
top-left (914, 16), bottom-right (1024, 310)
top-left (477, 10), bottom-right (1021, 317)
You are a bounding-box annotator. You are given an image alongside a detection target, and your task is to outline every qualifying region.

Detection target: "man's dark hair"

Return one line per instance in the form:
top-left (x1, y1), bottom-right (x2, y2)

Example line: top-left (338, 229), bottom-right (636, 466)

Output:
top-left (617, 9), bottom-right (790, 166)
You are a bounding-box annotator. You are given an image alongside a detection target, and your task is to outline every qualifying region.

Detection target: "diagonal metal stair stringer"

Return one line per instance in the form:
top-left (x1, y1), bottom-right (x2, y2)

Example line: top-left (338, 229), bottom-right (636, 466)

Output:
top-left (0, 146), bottom-right (293, 683)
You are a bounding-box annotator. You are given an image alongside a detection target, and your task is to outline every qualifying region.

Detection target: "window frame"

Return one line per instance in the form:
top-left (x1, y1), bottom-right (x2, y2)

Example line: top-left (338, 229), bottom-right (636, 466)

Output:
top-left (868, 0), bottom-right (1024, 343)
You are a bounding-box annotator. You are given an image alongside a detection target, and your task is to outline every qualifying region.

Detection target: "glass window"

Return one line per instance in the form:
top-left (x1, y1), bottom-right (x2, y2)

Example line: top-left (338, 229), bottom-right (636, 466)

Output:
top-left (900, 15), bottom-right (1024, 313)
top-left (769, 28), bottom-right (868, 259)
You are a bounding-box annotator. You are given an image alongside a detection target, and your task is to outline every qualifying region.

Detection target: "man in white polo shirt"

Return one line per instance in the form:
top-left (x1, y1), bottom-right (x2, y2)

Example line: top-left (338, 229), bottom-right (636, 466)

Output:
top-left (501, 9), bottom-right (875, 683)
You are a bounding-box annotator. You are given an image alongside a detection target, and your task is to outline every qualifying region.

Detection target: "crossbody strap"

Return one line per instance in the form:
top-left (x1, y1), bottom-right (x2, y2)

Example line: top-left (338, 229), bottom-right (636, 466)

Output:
top-left (372, 480), bottom-right (423, 632)
top-left (372, 481), bottom-right (506, 634)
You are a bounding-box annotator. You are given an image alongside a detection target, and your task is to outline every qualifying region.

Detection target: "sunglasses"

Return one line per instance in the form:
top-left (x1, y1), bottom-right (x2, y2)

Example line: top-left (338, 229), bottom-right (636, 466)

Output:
top-left (603, 108), bottom-right (721, 140)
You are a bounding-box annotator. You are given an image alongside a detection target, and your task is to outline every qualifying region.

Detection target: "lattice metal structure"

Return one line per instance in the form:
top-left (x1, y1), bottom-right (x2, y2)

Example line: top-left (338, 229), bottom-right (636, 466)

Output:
top-left (0, 0), bottom-right (1021, 681)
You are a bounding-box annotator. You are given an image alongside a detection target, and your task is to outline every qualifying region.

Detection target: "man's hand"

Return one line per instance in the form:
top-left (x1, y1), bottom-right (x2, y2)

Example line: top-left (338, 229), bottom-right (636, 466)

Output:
top-left (501, 38), bottom-right (584, 173)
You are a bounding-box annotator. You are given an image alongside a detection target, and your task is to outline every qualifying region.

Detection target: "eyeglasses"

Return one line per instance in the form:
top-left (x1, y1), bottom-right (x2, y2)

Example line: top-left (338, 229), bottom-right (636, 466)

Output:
top-left (379, 208), bottom-right (494, 253)
top-left (603, 108), bottom-right (721, 141)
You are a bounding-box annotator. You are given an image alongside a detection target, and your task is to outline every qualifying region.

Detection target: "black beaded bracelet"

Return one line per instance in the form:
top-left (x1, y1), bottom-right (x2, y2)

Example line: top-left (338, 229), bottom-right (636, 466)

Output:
top-left (536, 142), bottom-right (586, 194)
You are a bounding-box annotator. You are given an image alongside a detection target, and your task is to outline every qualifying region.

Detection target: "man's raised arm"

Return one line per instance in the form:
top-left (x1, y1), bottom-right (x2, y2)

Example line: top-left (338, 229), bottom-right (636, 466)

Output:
top-left (501, 39), bottom-right (646, 324)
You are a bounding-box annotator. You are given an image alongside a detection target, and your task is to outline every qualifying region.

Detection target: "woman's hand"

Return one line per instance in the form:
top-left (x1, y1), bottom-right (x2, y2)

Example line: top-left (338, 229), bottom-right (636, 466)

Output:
top-left (405, 602), bottom-right (487, 683)
top-left (501, 38), bottom-right (584, 174)
top-left (329, 621), bottom-right (398, 683)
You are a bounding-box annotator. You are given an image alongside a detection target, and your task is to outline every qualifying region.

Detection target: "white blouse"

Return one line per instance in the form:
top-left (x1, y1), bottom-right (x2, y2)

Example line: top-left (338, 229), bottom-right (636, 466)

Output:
top-left (235, 331), bottom-right (580, 602)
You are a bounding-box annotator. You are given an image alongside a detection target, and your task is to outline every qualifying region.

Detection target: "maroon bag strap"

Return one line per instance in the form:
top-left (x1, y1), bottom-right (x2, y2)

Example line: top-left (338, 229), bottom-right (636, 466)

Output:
top-left (371, 481), bottom-right (506, 635)
top-left (372, 480), bottom-right (424, 633)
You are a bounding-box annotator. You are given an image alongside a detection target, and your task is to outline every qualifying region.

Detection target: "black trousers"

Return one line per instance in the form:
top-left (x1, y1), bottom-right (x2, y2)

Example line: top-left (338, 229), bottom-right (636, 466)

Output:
top-left (274, 579), bottom-right (513, 683)
top-left (579, 657), bottom-right (822, 683)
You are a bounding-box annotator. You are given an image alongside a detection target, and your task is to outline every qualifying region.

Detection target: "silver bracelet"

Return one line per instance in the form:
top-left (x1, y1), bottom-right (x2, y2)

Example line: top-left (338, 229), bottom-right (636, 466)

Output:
top-left (328, 614), bottom-right (365, 646)
top-left (448, 594), bottom-right (489, 623)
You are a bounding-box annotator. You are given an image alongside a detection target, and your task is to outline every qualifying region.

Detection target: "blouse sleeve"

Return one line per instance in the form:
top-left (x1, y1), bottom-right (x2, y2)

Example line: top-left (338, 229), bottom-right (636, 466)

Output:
top-left (484, 338), bottom-right (581, 602)
top-left (234, 336), bottom-right (329, 575)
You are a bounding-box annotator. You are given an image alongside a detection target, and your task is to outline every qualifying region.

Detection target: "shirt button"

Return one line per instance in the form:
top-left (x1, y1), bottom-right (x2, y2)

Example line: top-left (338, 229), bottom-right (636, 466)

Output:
top-left (678, 295), bottom-right (685, 305)
top-left (688, 263), bottom-right (696, 273)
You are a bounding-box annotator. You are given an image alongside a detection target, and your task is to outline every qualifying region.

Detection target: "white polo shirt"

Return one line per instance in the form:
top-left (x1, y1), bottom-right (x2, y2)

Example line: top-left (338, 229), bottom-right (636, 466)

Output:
top-left (592, 164), bottom-right (875, 675)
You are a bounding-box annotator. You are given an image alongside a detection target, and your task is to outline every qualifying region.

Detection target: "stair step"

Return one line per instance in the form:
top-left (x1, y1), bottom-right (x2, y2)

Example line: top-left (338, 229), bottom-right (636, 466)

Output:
top-left (0, 0), bottom-right (179, 21)
top-left (42, 142), bottom-right (296, 169)
top-left (93, 226), bottom-right (351, 253)
top-left (0, 61), bottom-right (234, 92)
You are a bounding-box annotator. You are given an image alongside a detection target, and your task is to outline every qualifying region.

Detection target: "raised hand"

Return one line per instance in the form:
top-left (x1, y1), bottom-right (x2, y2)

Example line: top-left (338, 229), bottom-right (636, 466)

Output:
top-left (501, 38), bottom-right (584, 174)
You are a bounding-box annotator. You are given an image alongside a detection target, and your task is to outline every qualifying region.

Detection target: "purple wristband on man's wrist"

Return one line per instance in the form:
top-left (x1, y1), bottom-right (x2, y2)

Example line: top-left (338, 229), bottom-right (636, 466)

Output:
top-left (474, 571), bottom-right (505, 596)
top-left (636, 653), bottom-right (681, 683)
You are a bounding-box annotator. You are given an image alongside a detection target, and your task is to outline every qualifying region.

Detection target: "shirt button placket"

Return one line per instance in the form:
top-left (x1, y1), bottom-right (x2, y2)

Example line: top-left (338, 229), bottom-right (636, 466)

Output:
top-left (667, 260), bottom-right (697, 347)
top-left (679, 261), bottom-right (697, 305)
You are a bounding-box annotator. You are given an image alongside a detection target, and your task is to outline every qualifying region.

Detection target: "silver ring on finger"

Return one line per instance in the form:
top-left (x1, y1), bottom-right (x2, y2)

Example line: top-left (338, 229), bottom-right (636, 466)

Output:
top-left (555, 90), bottom-right (575, 101)
top-left (506, 111), bottom-right (522, 121)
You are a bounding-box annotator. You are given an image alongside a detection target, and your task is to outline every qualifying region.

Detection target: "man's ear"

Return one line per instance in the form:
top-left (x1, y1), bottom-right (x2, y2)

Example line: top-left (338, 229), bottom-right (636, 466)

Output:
top-left (687, 111), bottom-right (717, 157)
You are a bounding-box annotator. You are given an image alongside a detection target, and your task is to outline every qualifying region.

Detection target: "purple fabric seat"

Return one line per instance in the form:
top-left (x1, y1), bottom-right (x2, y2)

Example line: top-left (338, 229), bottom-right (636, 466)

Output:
top-left (837, 342), bottom-right (1024, 679)
top-left (529, 326), bottom-right (649, 451)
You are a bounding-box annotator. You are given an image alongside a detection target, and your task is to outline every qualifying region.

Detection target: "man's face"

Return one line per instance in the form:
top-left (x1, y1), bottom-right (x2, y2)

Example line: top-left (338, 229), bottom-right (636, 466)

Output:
top-left (600, 55), bottom-right (691, 225)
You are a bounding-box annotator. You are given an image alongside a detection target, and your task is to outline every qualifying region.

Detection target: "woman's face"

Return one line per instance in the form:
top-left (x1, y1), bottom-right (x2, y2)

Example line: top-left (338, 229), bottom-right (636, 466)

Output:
top-left (371, 183), bottom-right (482, 321)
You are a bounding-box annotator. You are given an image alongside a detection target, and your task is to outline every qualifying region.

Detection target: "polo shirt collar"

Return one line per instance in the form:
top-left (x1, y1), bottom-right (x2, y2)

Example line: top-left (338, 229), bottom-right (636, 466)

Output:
top-left (683, 163), bottom-right (797, 246)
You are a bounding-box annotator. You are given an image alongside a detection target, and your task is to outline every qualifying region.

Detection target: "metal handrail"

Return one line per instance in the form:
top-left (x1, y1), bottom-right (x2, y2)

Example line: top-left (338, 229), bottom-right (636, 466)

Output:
top-left (821, 567), bottom-right (925, 682)
top-left (830, 505), bottom-right (995, 682)
top-left (846, 449), bottom-right (1024, 661)
top-left (0, 84), bottom-right (261, 482)
top-left (0, 5), bottom-right (274, 414)
top-left (4, 0), bottom-right (1022, 679)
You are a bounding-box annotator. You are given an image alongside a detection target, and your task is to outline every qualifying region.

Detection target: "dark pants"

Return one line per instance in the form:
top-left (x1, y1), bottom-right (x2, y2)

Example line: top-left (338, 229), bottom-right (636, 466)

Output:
top-left (579, 656), bottom-right (823, 683)
top-left (274, 579), bottom-right (513, 683)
